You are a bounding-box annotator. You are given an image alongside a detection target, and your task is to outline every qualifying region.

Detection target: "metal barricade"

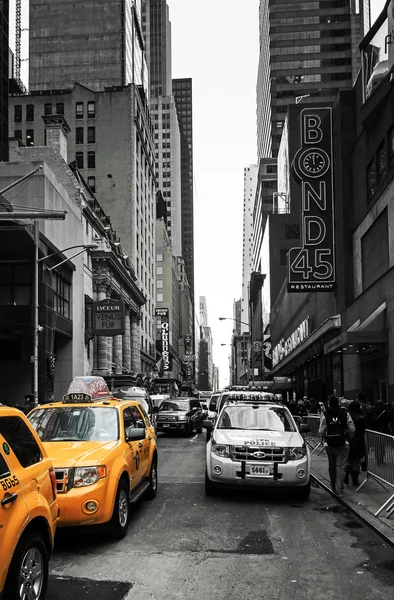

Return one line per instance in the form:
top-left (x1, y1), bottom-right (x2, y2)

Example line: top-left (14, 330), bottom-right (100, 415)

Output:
top-left (299, 414), bottom-right (325, 455)
top-left (357, 429), bottom-right (394, 518)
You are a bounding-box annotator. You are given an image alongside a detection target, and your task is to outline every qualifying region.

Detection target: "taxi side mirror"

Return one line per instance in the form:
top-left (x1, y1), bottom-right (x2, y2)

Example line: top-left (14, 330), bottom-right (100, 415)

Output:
top-left (125, 428), bottom-right (146, 442)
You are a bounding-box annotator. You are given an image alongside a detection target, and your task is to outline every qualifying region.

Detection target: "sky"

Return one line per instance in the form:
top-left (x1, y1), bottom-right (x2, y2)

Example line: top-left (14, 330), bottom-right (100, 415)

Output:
top-left (167, 0), bottom-right (386, 388)
top-left (8, 0), bottom-right (387, 389)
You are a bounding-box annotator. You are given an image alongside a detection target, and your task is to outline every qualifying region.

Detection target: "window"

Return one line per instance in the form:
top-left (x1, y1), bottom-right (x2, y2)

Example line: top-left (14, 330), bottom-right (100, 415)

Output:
top-left (267, 165), bottom-right (277, 174)
top-left (156, 266), bottom-right (163, 275)
top-left (87, 101), bottom-right (96, 118)
top-left (0, 452), bottom-right (10, 479)
top-left (75, 152), bottom-right (84, 169)
top-left (44, 103), bottom-right (52, 115)
top-left (0, 263), bottom-right (32, 306)
top-left (14, 130), bottom-right (22, 141)
top-left (26, 105), bottom-right (34, 122)
top-left (377, 142), bottom-right (387, 183)
top-left (87, 176), bottom-right (96, 193)
top-left (56, 102), bottom-right (64, 115)
top-left (87, 126), bottom-right (96, 143)
top-left (367, 160), bottom-right (376, 202)
top-left (26, 130), bottom-right (34, 146)
top-left (285, 223), bottom-right (300, 239)
top-left (53, 272), bottom-right (71, 319)
top-left (14, 105), bottom-right (22, 122)
top-left (0, 416), bottom-right (43, 467)
top-left (156, 293), bottom-right (163, 302)
top-left (87, 151), bottom-right (96, 168)
top-left (75, 127), bottom-right (84, 144)
top-left (76, 102), bottom-right (84, 119)
top-left (156, 280), bottom-right (163, 289)
top-left (361, 208), bottom-right (389, 290)
top-left (156, 254), bottom-right (163, 262)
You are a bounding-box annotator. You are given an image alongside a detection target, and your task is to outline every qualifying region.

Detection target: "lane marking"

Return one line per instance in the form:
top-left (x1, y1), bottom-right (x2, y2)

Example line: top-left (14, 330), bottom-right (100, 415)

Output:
top-left (190, 433), bottom-right (198, 442)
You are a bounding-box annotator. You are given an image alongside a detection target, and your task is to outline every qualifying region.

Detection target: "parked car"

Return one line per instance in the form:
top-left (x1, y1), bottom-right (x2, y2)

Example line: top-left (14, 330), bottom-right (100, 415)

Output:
top-left (111, 386), bottom-right (158, 429)
top-left (156, 398), bottom-right (203, 436)
top-left (204, 394), bottom-right (311, 499)
top-left (0, 406), bottom-right (58, 600)
top-left (27, 376), bottom-right (158, 539)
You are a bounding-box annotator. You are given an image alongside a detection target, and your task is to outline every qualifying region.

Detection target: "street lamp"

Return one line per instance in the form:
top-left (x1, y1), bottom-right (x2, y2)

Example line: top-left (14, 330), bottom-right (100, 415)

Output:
top-left (218, 316), bottom-right (250, 329)
top-left (33, 243), bottom-right (98, 403)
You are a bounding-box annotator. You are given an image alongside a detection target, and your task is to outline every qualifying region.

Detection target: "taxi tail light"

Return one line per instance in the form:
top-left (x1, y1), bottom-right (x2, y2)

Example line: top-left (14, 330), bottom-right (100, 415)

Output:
top-left (49, 467), bottom-right (57, 501)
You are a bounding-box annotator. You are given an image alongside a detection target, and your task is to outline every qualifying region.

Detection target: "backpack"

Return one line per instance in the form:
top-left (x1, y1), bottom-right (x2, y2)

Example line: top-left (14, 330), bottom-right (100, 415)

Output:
top-left (325, 408), bottom-right (347, 447)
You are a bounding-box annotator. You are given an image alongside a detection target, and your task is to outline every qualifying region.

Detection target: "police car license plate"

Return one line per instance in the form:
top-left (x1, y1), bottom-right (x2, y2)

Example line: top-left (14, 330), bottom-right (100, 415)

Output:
top-left (249, 465), bottom-right (271, 476)
top-left (162, 424), bottom-right (170, 427)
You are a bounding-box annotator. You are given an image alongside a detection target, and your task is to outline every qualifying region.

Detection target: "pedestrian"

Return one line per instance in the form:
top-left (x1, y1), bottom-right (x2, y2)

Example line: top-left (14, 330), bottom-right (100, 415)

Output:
top-left (344, 401), bottom-right (366, 487)
top-left (356, 392), bottom-right (373, 428)
top-left (319, 395), bottom-right (355, 497)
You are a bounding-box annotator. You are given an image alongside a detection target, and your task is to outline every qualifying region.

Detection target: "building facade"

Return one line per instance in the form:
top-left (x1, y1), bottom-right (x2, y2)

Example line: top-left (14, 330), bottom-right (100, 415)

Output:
top-left (9, 83), bottom-right (157, 372)
top-left (242, 165), bottom-right (258, 331)
top-left (0, 0), bottom-right (8, 162)
top-left (257, 0), bottom-right (371, 159)
top-left (173, 78), bottom-right (195, 301)
top-left (29, 0), bottom-right (148, 95)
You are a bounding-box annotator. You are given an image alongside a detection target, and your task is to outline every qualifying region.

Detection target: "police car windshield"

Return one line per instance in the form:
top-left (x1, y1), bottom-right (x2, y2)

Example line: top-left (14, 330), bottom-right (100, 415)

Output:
top-left (29, 407), bottom-right (119, 442)
top-left (217, 405), bottom-right (296, 432)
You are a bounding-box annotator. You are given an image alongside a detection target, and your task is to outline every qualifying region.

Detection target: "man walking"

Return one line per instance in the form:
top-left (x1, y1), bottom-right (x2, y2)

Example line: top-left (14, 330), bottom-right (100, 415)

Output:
top-left (319, 395), bottom-right (355, 497)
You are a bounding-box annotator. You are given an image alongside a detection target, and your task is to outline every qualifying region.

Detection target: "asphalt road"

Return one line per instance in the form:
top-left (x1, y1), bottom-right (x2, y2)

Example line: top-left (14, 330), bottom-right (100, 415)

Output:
top-left (47, 431), bottom-right (394, 600)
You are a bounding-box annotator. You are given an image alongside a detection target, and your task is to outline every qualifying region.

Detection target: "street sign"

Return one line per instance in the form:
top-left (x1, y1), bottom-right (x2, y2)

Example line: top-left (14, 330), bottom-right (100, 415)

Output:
top-left (93, 299), bottom-right (125, 336)
top-left (182, 354), bottom-right (195, 362)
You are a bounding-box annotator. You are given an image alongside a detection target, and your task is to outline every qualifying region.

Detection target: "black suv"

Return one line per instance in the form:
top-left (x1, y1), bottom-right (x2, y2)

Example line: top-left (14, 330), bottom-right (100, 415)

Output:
top-left (156, 398), bottom-right (203, 436)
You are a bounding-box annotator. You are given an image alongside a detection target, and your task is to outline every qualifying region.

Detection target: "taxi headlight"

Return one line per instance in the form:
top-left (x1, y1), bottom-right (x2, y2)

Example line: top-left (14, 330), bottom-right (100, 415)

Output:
top-left (73, 466), bottom-right (106, 487)
top-left (211, 439), bottom-right (231, 458)
top-left (288, 446), bottom-right (307, 461)
top-left (177, 415), bottom-right (188, 421)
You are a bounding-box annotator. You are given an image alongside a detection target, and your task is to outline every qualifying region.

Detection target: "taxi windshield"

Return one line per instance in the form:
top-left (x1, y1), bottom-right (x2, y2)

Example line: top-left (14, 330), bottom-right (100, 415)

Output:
top-left (29, 407), bottom-right (119, 442)
top-left (217, 405), bottom-right (295, 432)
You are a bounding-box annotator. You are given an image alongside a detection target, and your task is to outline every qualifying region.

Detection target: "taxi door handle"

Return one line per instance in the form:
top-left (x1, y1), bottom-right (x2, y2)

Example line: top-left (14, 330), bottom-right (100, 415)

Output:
top-left (1, 493), bottom-right (18, 507)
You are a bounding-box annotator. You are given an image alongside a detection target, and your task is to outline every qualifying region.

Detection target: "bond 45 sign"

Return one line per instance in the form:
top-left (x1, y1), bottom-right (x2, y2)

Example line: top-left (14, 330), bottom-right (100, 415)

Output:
top-left (288, 107), bottom-right (335, 292)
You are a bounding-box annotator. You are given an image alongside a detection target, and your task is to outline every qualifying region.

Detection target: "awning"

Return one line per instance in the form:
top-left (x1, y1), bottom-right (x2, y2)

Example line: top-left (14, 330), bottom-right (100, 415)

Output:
top-left (324, 331), bottom-right (387, 354)
top-left (271, 315), bottom-right (341, 374)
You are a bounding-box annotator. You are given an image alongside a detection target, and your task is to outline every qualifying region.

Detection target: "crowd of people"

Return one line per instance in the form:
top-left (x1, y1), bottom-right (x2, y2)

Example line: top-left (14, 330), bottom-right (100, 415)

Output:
top-left (282, 393), bottom-right (394, 498)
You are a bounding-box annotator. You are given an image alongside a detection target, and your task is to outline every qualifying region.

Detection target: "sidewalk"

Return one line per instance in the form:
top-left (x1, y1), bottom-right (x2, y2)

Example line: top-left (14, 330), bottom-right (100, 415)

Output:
top-left (310, 449), bottom-right (394, 546)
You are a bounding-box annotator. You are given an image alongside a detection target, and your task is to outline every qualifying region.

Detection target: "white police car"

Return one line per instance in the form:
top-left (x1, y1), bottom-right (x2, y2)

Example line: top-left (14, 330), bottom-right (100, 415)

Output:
top-left (204, 393), bottom-right (311, 498)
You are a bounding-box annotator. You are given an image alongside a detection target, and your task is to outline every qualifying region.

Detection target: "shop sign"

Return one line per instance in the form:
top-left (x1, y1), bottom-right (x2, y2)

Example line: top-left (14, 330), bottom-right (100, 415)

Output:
top-left (288, 107), bottom-right (335, 292)
top-left (93, 299), bottom-right (125, 336)
top-left (263, 336), bottom-right (272, 371)
top-left (272, 318), bottom-right (310, 367)
top-left (160, 311), bottom-right (171, 372)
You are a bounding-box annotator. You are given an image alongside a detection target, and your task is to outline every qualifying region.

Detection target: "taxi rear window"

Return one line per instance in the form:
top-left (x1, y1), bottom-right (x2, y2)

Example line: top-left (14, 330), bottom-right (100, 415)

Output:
top-left (0, 452), bottom-right (11, 479)
top-left (0, 416), bottom-right (43, 467)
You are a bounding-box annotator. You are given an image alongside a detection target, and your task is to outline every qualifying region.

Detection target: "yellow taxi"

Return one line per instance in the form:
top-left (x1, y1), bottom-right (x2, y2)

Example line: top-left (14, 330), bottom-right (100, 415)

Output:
top-left (28, 377), bottom-right (158, 539)
top-left (0, 405), bottom-right (58, 600)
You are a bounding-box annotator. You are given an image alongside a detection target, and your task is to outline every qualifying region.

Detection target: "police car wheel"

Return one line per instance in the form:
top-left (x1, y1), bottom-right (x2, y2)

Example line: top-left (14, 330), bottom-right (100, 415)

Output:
top-left (5, 529), bottom-right (49, 600)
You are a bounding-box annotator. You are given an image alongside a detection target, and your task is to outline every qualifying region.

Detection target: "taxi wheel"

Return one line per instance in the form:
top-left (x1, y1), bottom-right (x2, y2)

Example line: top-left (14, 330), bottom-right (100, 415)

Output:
top-left (109, 480), bottom-right (130, 539)
top-left (145, 456), bottom-right (158, 500)
top-left (4, 529), bottom-right (49, 600)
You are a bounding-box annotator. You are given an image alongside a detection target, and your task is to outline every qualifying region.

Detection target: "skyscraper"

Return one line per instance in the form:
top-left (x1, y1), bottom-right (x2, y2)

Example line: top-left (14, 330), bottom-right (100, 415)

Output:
top-left (257, 0), bottom-right (371, 159)
top-left (29, 0), bottom-right (148, 94)
top-left (0, 0), bottom-right (9, 162)
top-left (173, 78), bottom-right (194, 300)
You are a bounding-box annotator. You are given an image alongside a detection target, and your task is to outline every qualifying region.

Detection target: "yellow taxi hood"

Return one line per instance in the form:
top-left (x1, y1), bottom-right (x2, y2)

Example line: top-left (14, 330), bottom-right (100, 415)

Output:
top-left (42, 440), bottom-right (119, 467)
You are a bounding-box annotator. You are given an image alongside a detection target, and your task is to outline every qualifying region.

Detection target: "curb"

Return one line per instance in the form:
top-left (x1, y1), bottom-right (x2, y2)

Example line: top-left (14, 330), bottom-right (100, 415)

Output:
top-left (311, 473), bottom-right (394, 548)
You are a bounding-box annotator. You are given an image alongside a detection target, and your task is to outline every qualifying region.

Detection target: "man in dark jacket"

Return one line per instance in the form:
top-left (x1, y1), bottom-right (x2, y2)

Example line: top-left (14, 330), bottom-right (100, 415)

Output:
top-left (345, 401), bottom-right (366, 487)
top-left (319, 395), bottom-right (355, 497)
